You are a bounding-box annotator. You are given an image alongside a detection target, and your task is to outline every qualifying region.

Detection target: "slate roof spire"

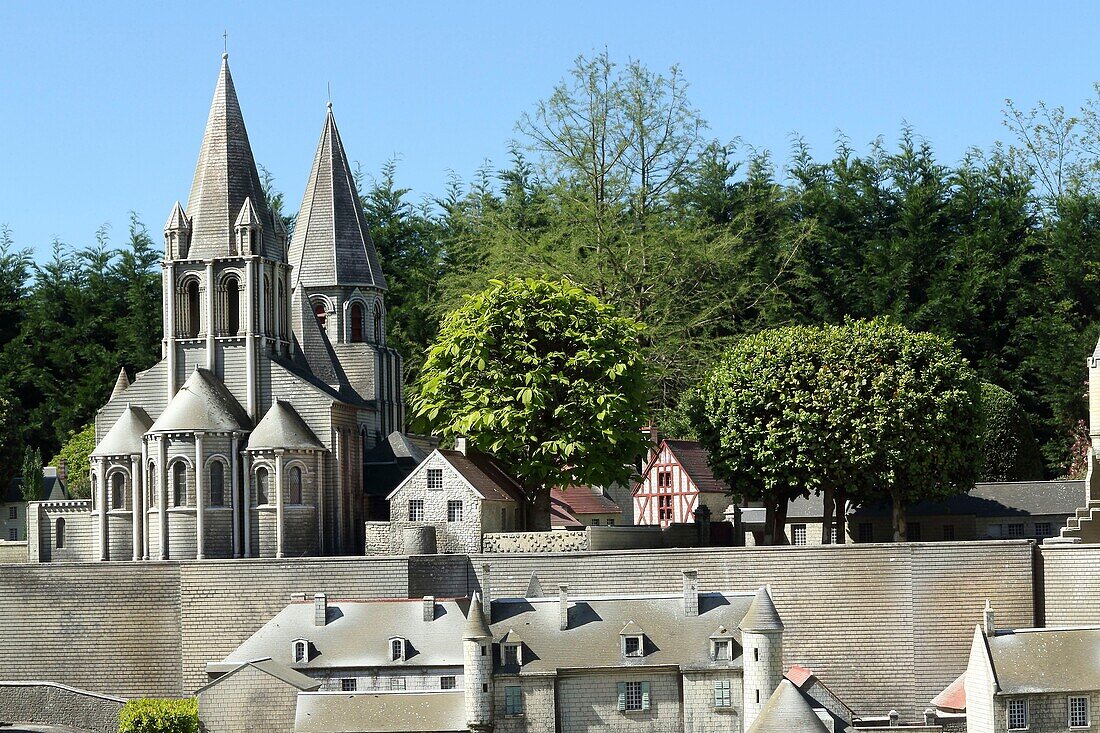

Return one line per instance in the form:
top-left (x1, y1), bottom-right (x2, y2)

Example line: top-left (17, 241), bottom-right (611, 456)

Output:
top-left (288, 104), bottom-right (386, 291)
top-left (185, 54), bottom-right (280, 261)
top-left (110, 367), bottom-right (130, 400)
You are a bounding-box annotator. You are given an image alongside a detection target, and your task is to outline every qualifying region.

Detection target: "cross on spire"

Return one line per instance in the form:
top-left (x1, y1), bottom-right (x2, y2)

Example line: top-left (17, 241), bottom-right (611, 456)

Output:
top-left (223, 30), bottom-right (228, 56)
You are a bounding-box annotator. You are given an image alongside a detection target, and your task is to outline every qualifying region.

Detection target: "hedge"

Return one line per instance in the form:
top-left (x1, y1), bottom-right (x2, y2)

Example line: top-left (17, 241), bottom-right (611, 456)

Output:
top-left (118, 698), bottom-right (198, 733)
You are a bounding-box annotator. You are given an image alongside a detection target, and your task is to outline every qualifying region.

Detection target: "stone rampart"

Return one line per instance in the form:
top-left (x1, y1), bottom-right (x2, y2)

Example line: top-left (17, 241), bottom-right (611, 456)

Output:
top-left (0, 540), bottom-right (28, 563)
top-left (1039, 542), bottom-right (1100, 625)
top-left (483, 530), bottom-right (589, 553)
top-left (0, 680), bottom-right (125, 733)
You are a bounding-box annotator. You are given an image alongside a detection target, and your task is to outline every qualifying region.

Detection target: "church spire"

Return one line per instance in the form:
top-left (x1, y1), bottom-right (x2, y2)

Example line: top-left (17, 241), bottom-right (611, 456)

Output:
top-left (185, 54), bottom-right (281, 262)
top-left (288, 105), bottom-right (386, 291)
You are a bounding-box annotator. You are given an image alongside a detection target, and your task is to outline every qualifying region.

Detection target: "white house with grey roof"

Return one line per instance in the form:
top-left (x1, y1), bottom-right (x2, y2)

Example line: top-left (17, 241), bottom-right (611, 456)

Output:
top-left (198, 570), bottom-right (800, 733)
top-left (28, 54), bottom-right (403, 562)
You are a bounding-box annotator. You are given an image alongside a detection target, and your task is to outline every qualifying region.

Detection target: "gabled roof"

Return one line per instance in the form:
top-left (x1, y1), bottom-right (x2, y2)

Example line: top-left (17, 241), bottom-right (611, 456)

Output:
top-left (149, 368), bottom-right (250, 433)
top-left (288, 105), bottom-right (386, 291)
top-left (551, 486), bottom-right (623, 516)
top-left (389, 449), bottom-right (524, 503)
top-left (3, 474), bottom-right (68, 504)
top-left (747, 679), bottom-right (831, 733)
top-left (245, 399), bottom-right (325, 452)
top-left (640, 439), bottom-right (728, 494)
top-left (985, 626), bottom-right (1100, 694)
top-left (739, 587), bottom-right (784, 633)
top-left (92, 404), bottom-right (153, 457)
top-left (185, 55), bottom-right (280, 261)
top-left (195, 657), bottom-right (320, 695)
top-left (550, 494), bottom-right (583, 528)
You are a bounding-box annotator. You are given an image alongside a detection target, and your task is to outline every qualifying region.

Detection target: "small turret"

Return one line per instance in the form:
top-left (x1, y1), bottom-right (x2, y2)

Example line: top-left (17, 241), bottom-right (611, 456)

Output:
top-left (234, 197), bottom-right (262, 256)
top-left (739, 587), bottom-right (785, 730)
top-left (110, 367), bottom-right (130, 400)
top-left (164, 201), bottom-right (192, 259)
top-left (463, 592), bottom-right (494, 732)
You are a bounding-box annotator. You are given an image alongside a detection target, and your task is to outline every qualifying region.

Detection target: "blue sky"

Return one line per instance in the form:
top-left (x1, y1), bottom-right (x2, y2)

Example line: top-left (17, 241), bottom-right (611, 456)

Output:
top-left (1, 0), bottom-right (1099, 261)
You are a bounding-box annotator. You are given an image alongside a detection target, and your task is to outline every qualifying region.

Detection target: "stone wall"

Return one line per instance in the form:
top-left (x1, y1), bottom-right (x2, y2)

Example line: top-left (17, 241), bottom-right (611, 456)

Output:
top-left (0, 540), bottom-right (27, 563)
top-left (483, 531), bottom-right (589, 554)
top-left (557, 670), bottom-right (681, 733)
top-left (197, 665), bottom-right (300, 733)
top-left (682, 670), bottom-right (743, 733)
top-left (494, 676), bottom-right (556, 733)
top-left (0, 681), bottom-right (125, 733)
top-left (1039, 543), bottom-right (1100, 625)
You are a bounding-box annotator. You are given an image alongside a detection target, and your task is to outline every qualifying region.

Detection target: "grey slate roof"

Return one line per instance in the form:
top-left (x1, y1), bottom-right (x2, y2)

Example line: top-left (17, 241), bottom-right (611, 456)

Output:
top-left (295, 689), bottom-right (465, 733)
top-left (245, 399), bottom-right (325, 452)
top-left (464, 592), bottom-right (491, 640)
top-left (92, 404), bottom-right (153, 457)
top-left (185, 55), bottom-right (281, 262)
top-left (438, 449), bottom-right (524, 503)
top-left (364, 432), bottom-right (429, 500)
top-left (740, 587), bottom-right (785, 633)
top-left (109, 368), bottom-right (130, 400)
top-left (849, 480), bottom-right (1085, 519)
top-left (747, 679), bottom-right (831, 733)
top-left (212, 598), bottom-right (471, 672)
top-left (195, 657), bottom-right (320, 695)
top-left (149, 368), bottom-right (251, 433)
top-left (986, 627), bottom-right (1100, 694)
top-left (663, 440), bottom-right (729, 494)
top-left (288, 106), bottom-right (386, 291)
top-left (2, 474), bottom-right (68, 504)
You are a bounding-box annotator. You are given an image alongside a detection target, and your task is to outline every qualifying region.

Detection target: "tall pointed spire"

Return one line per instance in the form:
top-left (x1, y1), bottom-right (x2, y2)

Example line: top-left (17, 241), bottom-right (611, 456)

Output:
top-left (288, 104), bottom-right (386, 291)
top-left (110, 367), bottom-right (130, 400)
top-left (185, 54), bottom-right (280, 261)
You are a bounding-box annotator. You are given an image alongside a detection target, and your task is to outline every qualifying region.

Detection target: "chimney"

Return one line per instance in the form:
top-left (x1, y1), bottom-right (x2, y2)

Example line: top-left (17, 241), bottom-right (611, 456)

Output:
top-left (423, 595), bottom-right (436, 622)
top-left (57, 458), bottom-right (68, 485)
top-left (558, 584), bottom-right (569, 631)
top-left (924, 709), bottom-right (937, 726)
top-left (455, 436), bottom-right (468, 455)
top-left (983, 600), bottom-right (995, 637)
top-left (481, 563), bottom-right (492, 619)
top-left (888, 710), bottom-right (900, 727)
top-left (682, 569), bottom-right (699, 617)
top-left (640, 425), bottom-right (661, 469)
top-left (314, 593), bottom-right (328, 627)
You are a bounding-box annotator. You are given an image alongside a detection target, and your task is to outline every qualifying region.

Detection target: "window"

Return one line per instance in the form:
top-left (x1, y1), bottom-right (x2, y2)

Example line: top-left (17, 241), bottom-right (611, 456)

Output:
top-left (408, 500), bottom-right (424, 522)
top-left (657, 495), bottom-right (673, 522)
top-left (55, 518), bottom-right (65, 548)
top-left (7, 506), bottom-right (15, 520)
top-left (505, 685), bottom-right (524, 716)
top-left (111, 473), bottom-right (125, 510)
top-left (792, 524), bottom-right (807, 546)
top-left (713, 680), bottom-right (732, 708)
top-left (622, 635), bottom-right (643, 657)
top-left (503, 643), bottom-right (521, 667)
top-left (1035, 522), bottom-right (1052, 537)
top-left (657, 470), bottom-right (672, 488)
top-left (374, 306), bottom-right (383, 343)
top-left (830, 527), bottom-right (839, 543)
top-left (289, 466), bottom-right (303, 504)
top-left (341, 678), bottom-right (357, 692)
top-left (148, 463), bottom-right (156, 507)
top-left (293, 640), bottom-right (307, 663)
top-left (608, 518), bottom-right (615, 526)
top-left (313, 301), bottom-right (327, 330)
top-left (448, 500), bottom-right (463, 523)
top-left (858, 522), bottom-right (873, 543)
top-left (1070, 696), bottom-right (1090, 728)
top-left (591, 518), bottom-right (600, 526)
top-left (210, 461), bottom-right (224, 507)
top-left (350, 302), bottom-right (364, 343)
top-left (256, 467), bottom-right (269, 505)
top-left (185, 279), bottom-right (200, 338)
top-left (943, 524), bottom-right (955, 540)
top-left (388, 677), bottom-right (406, 691)
top-left (426, 468), bottom-right (443, 490)
top-left (277, 282), bottom-right (287, 338)
top-left (440, 676), bottom-right (456, 690)
top-left (7, 528), bottom-right (16, 541)
top-left (1007, 698), bottom-right (1028, 730)
top-left (753, 647), bottom-right (759, 662)
top-left (173, 462), bottom-right (187, 507)
top-left (391, 638), bottom-right (405, 661)
top-left (224, 276), bottom-right (240, 335)
top-left (909, 522), bottom-right (922, 541)
top-left (618, 681), bottom-right (650, 712)
top-left (712, 639), bottom-right (730, 661)
top-left (1007, 523), bottom-right (1025, 539)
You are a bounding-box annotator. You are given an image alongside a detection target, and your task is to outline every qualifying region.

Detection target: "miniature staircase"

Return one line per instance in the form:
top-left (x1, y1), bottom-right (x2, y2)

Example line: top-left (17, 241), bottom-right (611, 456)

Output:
top-left (1059, 499), bottom-right (1100, 541)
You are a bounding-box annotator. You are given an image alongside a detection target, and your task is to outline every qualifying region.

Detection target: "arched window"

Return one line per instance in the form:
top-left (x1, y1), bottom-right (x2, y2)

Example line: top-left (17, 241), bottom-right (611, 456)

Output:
top-left (148, 462), bottom-right (157, 507)
top-left (224, 276), bottom-right (240, 335)
top-left (374, 305), bottom-right (383, 343)
top-left (256, 467), bottom-right (269, 505)
top-left (173, 462), bottom-right (187, 507)
top-left (391, 638), bottom-right (404, 661)
top-left (90, 473), bottom-right (98, 509)
top-left (289, 466), bottom-right (303, 504)
top-left (277, 281), bottom-right (286, 338)
top-left (313, 301), bottom-right (327, 331)
top-left (55, 518), bottom-right (65, 548)
top-left (185, 280), bottom-right (201, 338)
top-left (264, 276), bottom-right (273, 332)
top-left (210, 461), bottom-right (225, 507)
top-left (110, 472), bottom-right (125, 510)
top-left (294, 640), bottom-right (307, 663)
top-left (350, 302), bottom-right (364, 343)
top-left (249, 229), bottom-right (258, 253)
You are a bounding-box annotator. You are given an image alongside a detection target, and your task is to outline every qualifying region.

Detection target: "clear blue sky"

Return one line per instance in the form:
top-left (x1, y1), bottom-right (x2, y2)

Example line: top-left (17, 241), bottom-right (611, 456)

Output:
top-left (2, 0), bottom-right (1098, 261)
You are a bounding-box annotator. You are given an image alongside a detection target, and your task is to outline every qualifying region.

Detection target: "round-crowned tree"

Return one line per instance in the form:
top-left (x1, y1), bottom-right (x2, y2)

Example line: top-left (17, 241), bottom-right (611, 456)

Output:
top-left (412, 276), bottom-right (650, 529)
top-left (978, 382), bottom-right (1044, 481)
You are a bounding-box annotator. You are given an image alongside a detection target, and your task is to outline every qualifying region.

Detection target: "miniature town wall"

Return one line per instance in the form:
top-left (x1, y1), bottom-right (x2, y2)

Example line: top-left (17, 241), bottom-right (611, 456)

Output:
top-left (1038, 542), bottom-right (1100, 625)
top-left (0, 681), bottom-right (125, 733)
top-left (0, 540), bottom-right (27, 563)
top-left (0, 541), bottom-right (1035, 720)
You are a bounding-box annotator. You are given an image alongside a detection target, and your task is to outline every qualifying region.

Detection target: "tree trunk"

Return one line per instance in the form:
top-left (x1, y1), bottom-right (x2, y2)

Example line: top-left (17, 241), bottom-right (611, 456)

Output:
top-left (762, 495), bottom-right (776, 546)
top-left (891, 490), bottom-right (907, 542)
top-left (821, 486), bottom-right (835, 545)
top-left (774, 496), bottom-right (790, 545)
top-left (529, 488), bottom-right (552, 531)
top-left (834, 489), bottom-right (847, 544)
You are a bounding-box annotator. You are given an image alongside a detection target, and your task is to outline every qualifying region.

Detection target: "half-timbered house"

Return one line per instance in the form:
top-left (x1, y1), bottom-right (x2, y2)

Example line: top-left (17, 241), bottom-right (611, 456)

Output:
top-left (633, 440), bottom-right (732, 527)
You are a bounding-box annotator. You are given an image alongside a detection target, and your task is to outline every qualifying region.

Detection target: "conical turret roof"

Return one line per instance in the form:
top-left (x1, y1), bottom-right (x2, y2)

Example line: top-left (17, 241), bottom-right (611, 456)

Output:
top-left (185, 55), bottom-right (280, 261)
top-left (234, 196), bottom-right (261, 228)
top-left (92, 404), bottom-right (153, 457)
top-left (246, 399), bottom-right (325, 452)
top-left (464, 592), bottom-right (492, 640)
top-left (149, 368), bottom-right (250, 433)
top-left (746, 679), bottom-right (830, 733)
top-left (739, 587), bottom-right (784, 633)
top-left (288, 105), bottom-right (386, 290)
top-left (110, 367), bottom-right (131, 400)
top-left (164, 201), bottom-right (191, 232)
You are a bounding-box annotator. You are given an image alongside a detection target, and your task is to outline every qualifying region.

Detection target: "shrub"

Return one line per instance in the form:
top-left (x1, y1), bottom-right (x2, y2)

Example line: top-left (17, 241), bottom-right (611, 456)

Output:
top-left (118, 698), bottom-right (198, 733)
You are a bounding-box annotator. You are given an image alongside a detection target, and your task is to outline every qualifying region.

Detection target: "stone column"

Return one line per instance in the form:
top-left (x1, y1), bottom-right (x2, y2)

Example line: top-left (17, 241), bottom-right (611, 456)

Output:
top-left (244, 259), bottom-right (256, 419)
top-left (96, 458), bottom-right (108, 561)
top-left (141, 439), bottom-right (150, 560)
top-left (131, 454), bottom-right (142, 561)
top-left (166, 262), bottom-right (177, 398)
top-left (195, 432), bottom-right (206, 560)
top-left (231, 434), bottom-right (240, 558)
top-left (242, 452), bottom-right (252, 558)
top-left (275, 450), bottom-right (285, 559)
top-left (158, 437), bottom-right (168, 560)
top-left (205, 261), bottom-right (216, 371)
top-left (334, 429), bottom-right (343, 555)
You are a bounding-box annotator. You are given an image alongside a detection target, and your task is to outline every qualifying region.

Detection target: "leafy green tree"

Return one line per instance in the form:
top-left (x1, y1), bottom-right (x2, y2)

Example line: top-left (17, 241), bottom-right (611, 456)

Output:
top-left (48, 422), bottom-right (95, 499)
top-left (978, 382), bottom-right (1044, 481)
top-left (20, 445), bottom-right (43, 502)
top-left (413, 276), bottom-right (650, 529)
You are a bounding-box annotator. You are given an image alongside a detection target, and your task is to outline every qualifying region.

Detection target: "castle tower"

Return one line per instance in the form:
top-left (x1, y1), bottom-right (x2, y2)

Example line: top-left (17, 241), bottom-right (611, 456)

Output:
top-left (739, 586), bottom-right (785, 729)
top-left (463, 592), bottom-right (494, 732)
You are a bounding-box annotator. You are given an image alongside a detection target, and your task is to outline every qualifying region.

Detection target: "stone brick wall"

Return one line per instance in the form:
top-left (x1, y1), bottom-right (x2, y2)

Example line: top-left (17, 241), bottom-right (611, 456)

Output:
top-left (0, 541), bottom-right (28, 563)
top-left (0, 681), bottom-right (124, 733)
top-left (493, 675), bottom-right (556, 733)
top-left (682, 670), bottom-right (743, 733)
top-left (557, 670), bottom-right (681, 733)
top-left (197, 665), bottom-right (299, 733)
top-left (483, 531), bottom-right (589, 554)
top-left (1040, 543), bottom-right (1100, 626)
top-left (388, 452), bottom-right (491, 554)
top-left (989, 692), bottom-right (1100, 733)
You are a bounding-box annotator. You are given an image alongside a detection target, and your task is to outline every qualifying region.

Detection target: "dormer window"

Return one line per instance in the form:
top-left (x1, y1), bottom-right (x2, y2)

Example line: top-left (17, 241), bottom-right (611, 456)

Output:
top-left (293, 639), bottom-right (308, 663)
top-left (390, 637), bottom-right (406, 662)
top-left (502, 642), bottom-right (522, 668)
top-left (622, 635), bottom-right (643, 657)
top-left (710, 626), bottom-right (734, 662)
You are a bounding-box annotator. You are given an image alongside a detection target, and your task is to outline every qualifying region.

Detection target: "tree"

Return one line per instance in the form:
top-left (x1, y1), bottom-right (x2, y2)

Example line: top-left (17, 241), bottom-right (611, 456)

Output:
top-left (48, 422), bottom-right (95, 499)
top-left (20, 445), bottom-right (43, 502)
top-left (978, 382), bottom-right (1044, 481)
top-left (412, 276), bottom-right (650, 529)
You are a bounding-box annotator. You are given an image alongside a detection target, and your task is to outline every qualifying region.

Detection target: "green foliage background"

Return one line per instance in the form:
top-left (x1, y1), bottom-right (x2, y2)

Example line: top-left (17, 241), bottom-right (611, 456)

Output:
top-left (979, 382), bottom-right (1045, 482)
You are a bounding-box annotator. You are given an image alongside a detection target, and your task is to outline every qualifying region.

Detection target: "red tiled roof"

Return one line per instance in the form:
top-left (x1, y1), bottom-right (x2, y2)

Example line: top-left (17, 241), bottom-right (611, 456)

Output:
top-left (931, 672), bottom-right (966, 711)
top-left (786, 664), bottom-right (815, 688)
top-left (664, 440), bottom-right (729, 494)
top-left (550, 486), bottom-right (622, 516)
top-left (550, 494), bottom-right (583, 528)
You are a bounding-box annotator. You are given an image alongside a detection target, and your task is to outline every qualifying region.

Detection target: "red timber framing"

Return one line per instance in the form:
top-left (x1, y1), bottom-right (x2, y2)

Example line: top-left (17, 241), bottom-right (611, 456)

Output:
top-left (633, 441), bottom-right (701, 527)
